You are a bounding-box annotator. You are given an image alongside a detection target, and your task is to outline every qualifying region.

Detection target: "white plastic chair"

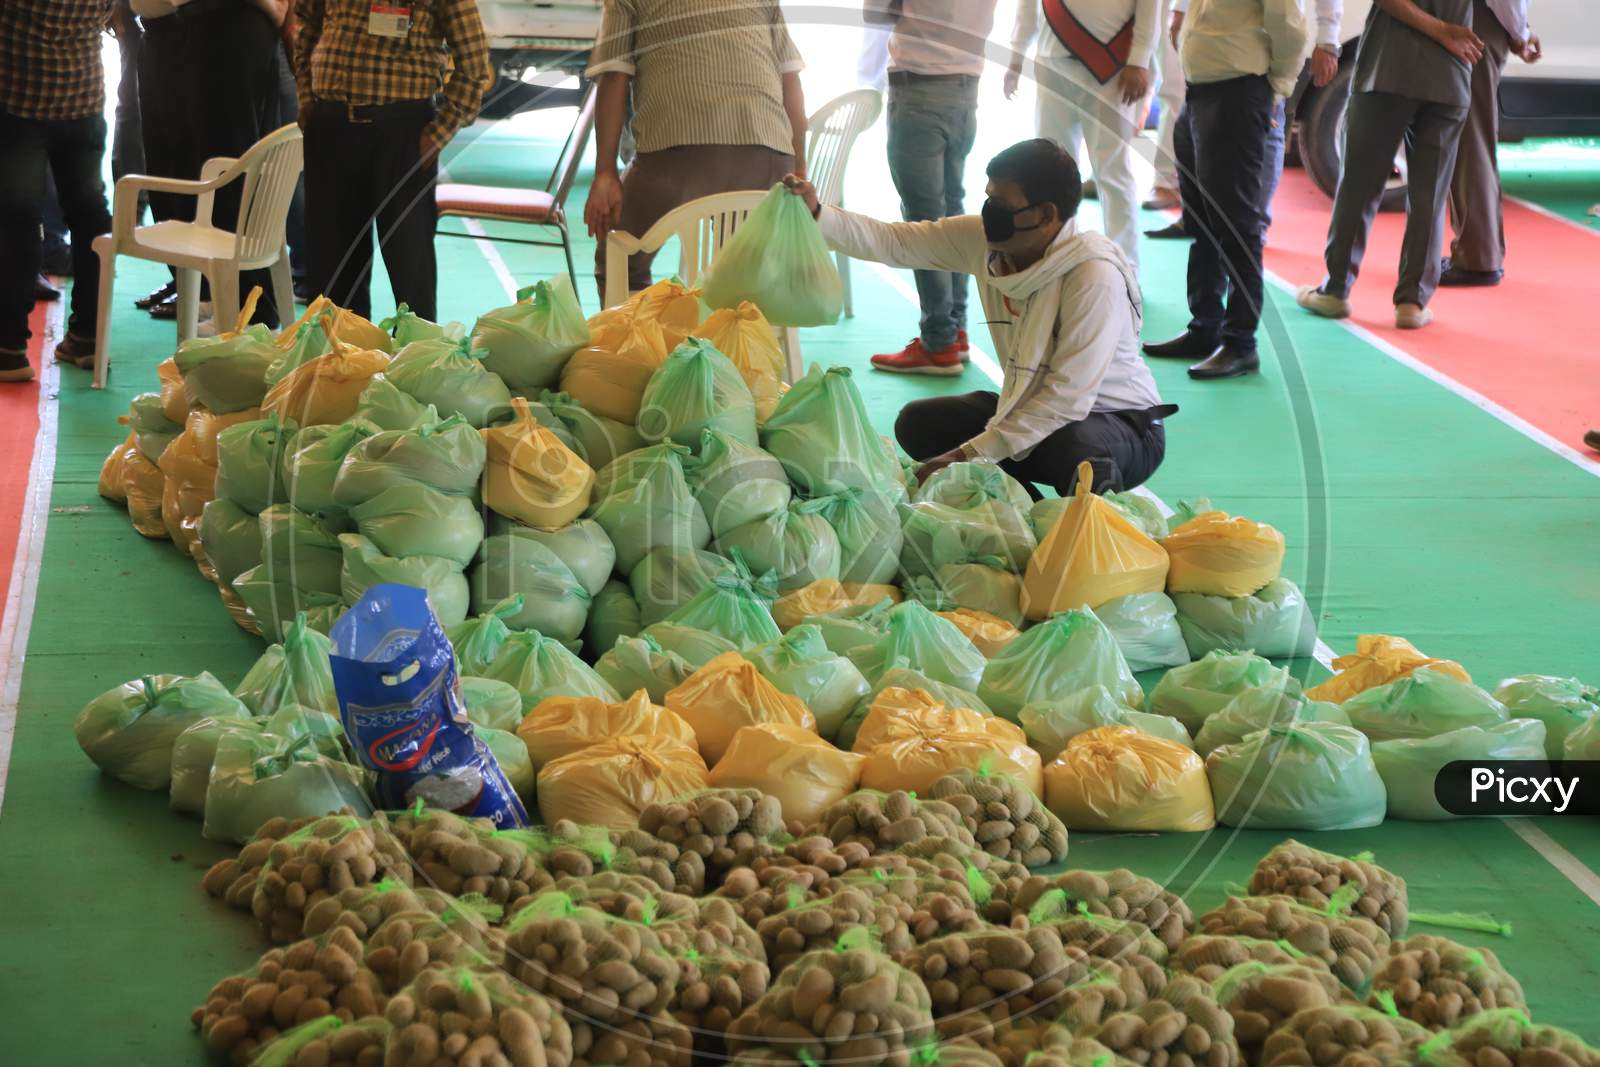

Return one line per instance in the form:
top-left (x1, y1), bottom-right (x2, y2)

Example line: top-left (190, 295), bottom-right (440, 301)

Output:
top-left (805, 88), bottom-right (883, 319)
top-left (604, 189), bottom-right (804, 382)
top-left (91, 123), bottom-right (304, 389)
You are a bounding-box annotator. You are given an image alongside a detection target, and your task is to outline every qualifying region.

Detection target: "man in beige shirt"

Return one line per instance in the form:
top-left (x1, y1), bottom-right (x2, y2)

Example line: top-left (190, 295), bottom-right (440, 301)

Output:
top-left (583, 0), bottom-right (808, 302)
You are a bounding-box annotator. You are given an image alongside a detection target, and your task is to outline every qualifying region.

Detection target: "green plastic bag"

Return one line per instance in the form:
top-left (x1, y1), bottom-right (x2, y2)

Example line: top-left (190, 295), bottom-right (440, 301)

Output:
top-left (537, 389), bottom-right (645, 473)
top-left (1019, 686), bottom-right (1192, 761)
top-left (477, 725), bottom-right (535, 803)
top-left (714, 498), bottom-right (841, 592)
top-left (1149, 649), bottom-right (1291, 734)
top-left (1564, 715), bottom-right (1600, 759)
top-left (586, 580), bottom-right (642, 660)
top-left (447, 595), bottom-right (524, 676)
top-left (468, 533), bottom-right (591, 643)
top-left (1029, 497), bottom-right (1069, 543)
top-left (593, 440), bottom-right (702, 500)
top-left (761, 366), bottom-right (904, 497)
top-left (800, 597), bottom-right (895, 658)
top-left (380, 302), bottom-right (466, 347)
top-left (1342, 667), bottom-right (1509, 743)
top-left (169, 715), bottom-right (267, 815)
top-left (977, 607), bottom-right (1141, 720)
top-left (637, 338), bottom-right (758, 451)
top-left (352, 374), bottom-right (433, 430)
top-left (266, 309), bottom-right (333, 385)
top-left (279, 420), bottom-right (379, 520)
top-left (849, 600), bottom-right (986, 692)
top-left (74, 673), bottom-right (248, 791)
top-left (1105, 491), bottom-right (1170, 541)
top-left (1091, 592), bottom-right (1191, 672)
top-left (700, 183), bottom-right (843, 327)
top-left (262, 703), bottom-right (349, 761)
top-left (747, 624), bottom-right (872, 740)
top-left (1373, 719), bottom-right (1547, 821)
top-left (232, 568), bottom-right (346, 642)
top-left (332, 413), bottom-right (485, 507)
top-left (480, 629), bottom-right (619, 711)
top-left (174, 323), bottom-right (276, 412)
top-left (637, 622), bottom-right (739, 668)
top-left (127, 392), bottom-right (183, 463)
top-left (588, 443), bottom-right (710, 574)
top-left (630, 546), bottom-right (738, 628)
top-left (461, 675), bottom-right (524, 731)
top-left (385, 337), bottom-right (513, 428)
top-left (232, 614), bottom-right (339, 715)
top-left (816, 488), bottom-right (901, 586)
top-left (348, 483), bottom-right (484, 568)
top-left (1173, 577), bottom-right (1318, 660)
top-left (202, 729), bottom-right (372, 844)
top-left (199, 496), bottom-right (265, 591)
top-left (662, 572), bottom-right (782, 650)
top-left (1193, 683), bottom-right (1350, 757)
top-left (469, 274), bottom-right (590, 390)
top-left (835, 662), bottom-right (995, 751)
top-left (258, 504), bottom-right (346, 594)
top-left (338, 533), bottom-right (469, 629)
top-left (216, 415), bottom-right (297, 514)
top-left (595, 634), bottom-right (697, 705)
top-left (483, 518), bottom-right (614, 598)
top-left (903, 563), bottom-right (1024, 626)
top-left (1491, 675), bottom-right (1600, 760)
top-left (691, 428), bottom-right (791, 538)
top-left (899, 500), bottom-right (1036, 577)
top-left (1207, 721), bottom-right (1388, 830)
top-left (916, 460), bottom-right (1034, 515)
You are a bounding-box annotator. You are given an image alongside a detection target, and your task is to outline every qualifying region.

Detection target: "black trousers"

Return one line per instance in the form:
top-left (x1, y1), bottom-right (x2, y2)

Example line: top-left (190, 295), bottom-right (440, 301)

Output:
top-left (303, 101), bottom-right (438, 321)
top-left (895, 391), bottom-right (1168, 498)
top-left (0, 110), bottom-right (111, 349)
top-left (138, 3), bottom-right (282, 324)
top-left (1175, 74), bottom-right (1274, 351)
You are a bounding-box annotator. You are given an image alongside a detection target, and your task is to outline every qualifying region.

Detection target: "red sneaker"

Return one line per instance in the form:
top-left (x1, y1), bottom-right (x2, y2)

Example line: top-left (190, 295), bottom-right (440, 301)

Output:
top-left (870, 338), bottom-right (965, 376)
top-left (956, 329), bottom-right (971, 363)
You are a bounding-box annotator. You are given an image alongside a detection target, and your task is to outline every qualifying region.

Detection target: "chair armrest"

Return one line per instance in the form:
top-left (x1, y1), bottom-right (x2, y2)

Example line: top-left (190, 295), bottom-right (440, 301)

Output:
top-left (195, 157), bottom-right (239, 227)
top-left (603, 231), bottom-right (643, 308)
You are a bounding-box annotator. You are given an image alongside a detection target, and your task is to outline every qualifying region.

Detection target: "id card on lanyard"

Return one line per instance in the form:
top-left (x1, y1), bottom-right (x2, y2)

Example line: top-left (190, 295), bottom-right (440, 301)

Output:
top-left (367, 3), bottom-right (411, 37)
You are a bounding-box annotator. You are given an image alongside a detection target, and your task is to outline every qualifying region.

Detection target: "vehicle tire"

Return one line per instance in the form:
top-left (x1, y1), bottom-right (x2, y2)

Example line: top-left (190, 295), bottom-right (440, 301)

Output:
top-left (1299, 62), bottom-right (1407, 212)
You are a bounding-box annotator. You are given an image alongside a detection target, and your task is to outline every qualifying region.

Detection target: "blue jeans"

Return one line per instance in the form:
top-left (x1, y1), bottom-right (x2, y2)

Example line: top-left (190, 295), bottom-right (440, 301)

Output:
top-left (887, 72), bottom-right (978, 351)
top-left (0, 110), bottom-right (111, 350)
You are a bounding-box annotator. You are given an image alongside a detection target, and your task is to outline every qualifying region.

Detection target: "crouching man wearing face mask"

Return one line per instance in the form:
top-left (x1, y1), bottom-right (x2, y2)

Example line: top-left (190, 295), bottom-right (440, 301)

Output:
top-left (783, 138), bottom-right (1173, 498)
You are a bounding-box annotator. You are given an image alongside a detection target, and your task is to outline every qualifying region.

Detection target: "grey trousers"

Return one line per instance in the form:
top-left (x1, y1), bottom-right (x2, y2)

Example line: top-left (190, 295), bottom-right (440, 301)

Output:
top-left (1447, 0), bottom-right (1512, 272)
top-left (1323, 90), bottom-right (1468, 308)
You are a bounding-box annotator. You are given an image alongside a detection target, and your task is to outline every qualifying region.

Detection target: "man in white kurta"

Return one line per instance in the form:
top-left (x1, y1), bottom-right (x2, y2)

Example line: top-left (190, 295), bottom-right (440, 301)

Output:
top-left (1006, 0), bottom-right (1163, 270)
top-left (784, 139), bottom-right (1173, 498)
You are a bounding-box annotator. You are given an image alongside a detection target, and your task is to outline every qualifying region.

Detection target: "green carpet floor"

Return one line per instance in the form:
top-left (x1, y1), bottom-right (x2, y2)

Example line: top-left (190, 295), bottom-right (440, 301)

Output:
top-left (0, 122), bottom-right (1596, 1063)
top-left (1499, 139), bottom-right (1600, 228)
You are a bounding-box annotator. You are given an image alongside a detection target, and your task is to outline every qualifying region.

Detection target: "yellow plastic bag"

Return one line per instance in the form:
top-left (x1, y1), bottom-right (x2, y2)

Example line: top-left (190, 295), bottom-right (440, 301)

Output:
top-left (185, 406), bottom-right (263, 467)
top-left (771, 579), bottom-right (900, 631)
top-left (121, 450), bottom-right (168, 539)
top-left (282, 295), bottom-right (393, 354)
top-left (480, 396), bottom-right (594, 529)
top-left (693, 302), bottom-right (785, 425)
top-left (559, 317), bottom-right (670, 424)
top-left (218, 584), bottom-right (260, 636)
top-left (708, 722), bottom-right (864, 825)
top-left (262, 340), bottom-right (389, 426)
top-left (536, 734), bottom-right (709, 830)
top-left (1305, 634), bottom-right (1472, 704)
top-left (1021, 461), bottom-right (1168, 620)
top-left (157, 357), bottom-right (189, 424)
top-left (1163, 511), bottom-right (1285, 597)
top-left (594, 278), bottom-right (703, 351)
top-left (1043, 724), bottom-right (1215, 832)
top-left (938, 609), bottom-right (1021, 657)
top-left (160, 474), bottom-right (202, 555)
top-left (158, 428), bottom-right (219, 530)
top-left (99, 432), bottom-right (138, 503)
top-left (859, 712), bottom-right (1042, 797)
top-left (517, 689), bottom-right (698, 771)
top-left (664, 650), bottom-right (817, 765)
top-left (850, 686), bottom-right (996, 753)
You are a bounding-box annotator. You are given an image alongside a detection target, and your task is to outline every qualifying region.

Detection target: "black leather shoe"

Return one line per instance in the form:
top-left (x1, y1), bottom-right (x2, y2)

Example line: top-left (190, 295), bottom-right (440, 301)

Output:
top-left (1438, 258), bottom-right (1503, 287)
top-left (135, 281), bottom-right (176, 310)
top-left (148, 293), bottom-right (178, 319)
top-left (1144, 220), bottom-right (1189, 239)
top-left (1188, 346), bottom-right (1259, 380)
top-left (1584, 429), bottom-right (1600, 452)
top-left (1143, 331), bottom-right (1220, 360)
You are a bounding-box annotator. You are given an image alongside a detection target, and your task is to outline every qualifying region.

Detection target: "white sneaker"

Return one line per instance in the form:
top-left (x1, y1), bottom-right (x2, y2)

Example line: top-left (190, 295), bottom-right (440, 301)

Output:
top-left (1296, 285), bottom-right (1351, 318)
top-left (1395, 303), bottom-right (1433, 329)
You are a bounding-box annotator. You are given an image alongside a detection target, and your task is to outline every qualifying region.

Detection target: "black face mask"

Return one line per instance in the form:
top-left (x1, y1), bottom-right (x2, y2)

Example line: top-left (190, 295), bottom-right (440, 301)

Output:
top-left (981, 199), bottom-right (1046, 242)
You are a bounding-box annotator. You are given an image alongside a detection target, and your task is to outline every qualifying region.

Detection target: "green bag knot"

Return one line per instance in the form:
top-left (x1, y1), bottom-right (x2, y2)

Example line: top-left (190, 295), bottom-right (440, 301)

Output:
top-left (1027, 888), bottom-right (1071, 925)
top-left (835, 926), bottom-right (876, 952)
top-left (785, 884), bottom-right (804, 911)
top-left (1326, 883), bottom-right (1362, 915)
top-left (798, 1050), bottom-right (821, 1067)
top-left (516, 282), bottom-right (543, 303)
top-left (1273, 938), bottom-right (1306, 959)
top-left (966, 864), bottom-right (993, 906)
top-left (413, 797), bottom-right (426, 817)
top-left (1351, 850), bottom-right (1376, 863)
top-left (491, 594), bottom-right (527, 620)
top-left (1375, 989), bottom-right (1400, 1017)
top-left (641, 896), bottom-right (659, 926)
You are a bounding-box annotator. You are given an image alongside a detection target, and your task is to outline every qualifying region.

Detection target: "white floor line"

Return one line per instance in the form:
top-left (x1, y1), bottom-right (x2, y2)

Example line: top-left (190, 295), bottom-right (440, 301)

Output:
top-left (437, 164), bottom-right (524, 304)
top-left (0, 298), bottom-right (65, 815)
top-left (1506, 194), bottom-right (1600, 240)
top-left (1262, 268), bottom-right (1600, 479)
top-left (1504, 820), bottom-right (1600, 909)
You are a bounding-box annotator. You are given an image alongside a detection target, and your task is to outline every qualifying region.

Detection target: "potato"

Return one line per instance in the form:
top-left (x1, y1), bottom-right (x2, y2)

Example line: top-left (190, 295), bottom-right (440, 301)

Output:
top-left (361, 907), bottom-right (506, 994)
top-left (1424, 1013), bottom-right (1600, 1067)
top-left (809, 790), bottom-right (978, 856)
top-left (1197, 896), bottom-right (1388, 993)
top-left (1249, 841), bottom-right (1408, 939)
top-left (1170, 935), bottom-right (1335, 984)
top-left (994, 869), bottom-right (1194, 953)
top-left (1367, 936), bottom-right (1525, 1030)
top-left (987, 1023), bottom-right (1137, 1067)
top-left (251, 816), bottom-right (413, 945)
top-left (1258, 1005), bottom-right (1431, 1067)
top-left (204, 814), bottom-right (330, 913)
top-left (1211, 962), bottom-right (1346, 1058)
top-left (637, 788), bottom-right (788, 887)
top-left (1083, 976), bottom-right (1244, 1067)
top-left (928, 770), bottom-right (1069, 868)
top-left (378, 966), bottom-right (573, 1067)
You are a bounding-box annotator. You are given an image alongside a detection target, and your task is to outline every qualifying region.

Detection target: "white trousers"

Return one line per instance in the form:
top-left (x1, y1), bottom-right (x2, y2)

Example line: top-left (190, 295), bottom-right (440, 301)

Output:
top-left (1153, 31), bottom-right (1185, 190)
top-left (1035, 54), bottom-right (1141, 268)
